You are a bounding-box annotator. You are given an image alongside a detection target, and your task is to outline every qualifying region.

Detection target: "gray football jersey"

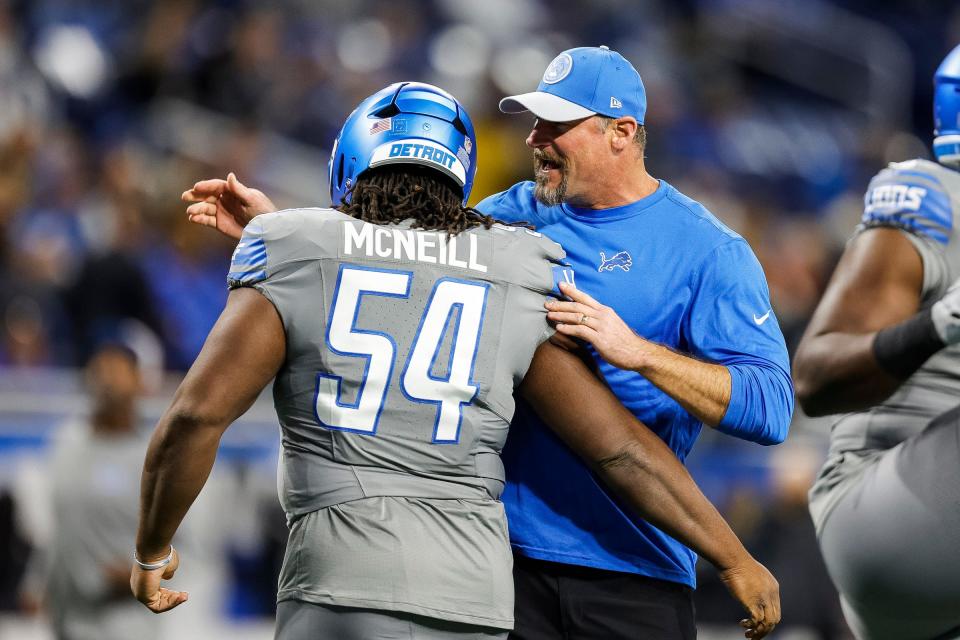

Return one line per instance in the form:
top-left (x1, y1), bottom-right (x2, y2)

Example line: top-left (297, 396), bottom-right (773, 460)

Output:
top-left (227, 207), bottom-right (567, 628)
top-left (810, 158), bottom-right (960, 531)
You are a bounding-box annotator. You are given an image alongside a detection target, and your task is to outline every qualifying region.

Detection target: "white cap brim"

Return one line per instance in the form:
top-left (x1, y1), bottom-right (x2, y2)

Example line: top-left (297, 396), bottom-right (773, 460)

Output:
top-left (499, 91), bottom-right (596, 122)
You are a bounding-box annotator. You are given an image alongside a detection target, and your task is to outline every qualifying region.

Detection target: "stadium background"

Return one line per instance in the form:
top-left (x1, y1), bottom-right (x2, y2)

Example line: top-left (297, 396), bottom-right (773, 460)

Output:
top-left (0, 0), bottom-right (956, 638)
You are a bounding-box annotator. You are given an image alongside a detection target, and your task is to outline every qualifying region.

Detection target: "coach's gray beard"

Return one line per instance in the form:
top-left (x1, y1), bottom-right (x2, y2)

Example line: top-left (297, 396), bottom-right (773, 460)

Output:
top-left (533, 157), bottom-right (568, 206)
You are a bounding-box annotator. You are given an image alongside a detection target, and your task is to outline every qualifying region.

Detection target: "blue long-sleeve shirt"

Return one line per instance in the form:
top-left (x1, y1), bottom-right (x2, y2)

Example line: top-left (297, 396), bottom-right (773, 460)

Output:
top-left (477, 179), bottom-right (793, 586)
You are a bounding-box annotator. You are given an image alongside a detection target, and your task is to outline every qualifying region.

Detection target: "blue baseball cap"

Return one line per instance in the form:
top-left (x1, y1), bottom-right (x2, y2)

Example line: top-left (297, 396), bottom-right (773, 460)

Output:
top-left (499, 46), bottom-right (646, 123)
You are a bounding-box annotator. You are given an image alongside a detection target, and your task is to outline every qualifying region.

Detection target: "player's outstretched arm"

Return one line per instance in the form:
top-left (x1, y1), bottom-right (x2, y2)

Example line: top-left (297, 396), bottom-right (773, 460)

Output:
top-left (520, 341), bottom-right (780, 639)
top-left (792, 227), bottom-right (928, 416)
top-left (131, 288), bottom-right (285, 613)
top-left (183, 173), bottom-right (278, 240)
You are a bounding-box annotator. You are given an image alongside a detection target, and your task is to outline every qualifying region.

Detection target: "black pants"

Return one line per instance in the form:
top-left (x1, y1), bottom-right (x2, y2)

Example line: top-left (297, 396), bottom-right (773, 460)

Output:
top-left (510, 554), bottom-right (696, 640)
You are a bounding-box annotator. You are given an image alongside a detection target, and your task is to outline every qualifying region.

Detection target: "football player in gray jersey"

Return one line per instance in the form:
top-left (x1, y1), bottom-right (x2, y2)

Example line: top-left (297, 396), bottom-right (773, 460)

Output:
top-left (131, 83), bottom-right (780, 639)
top-left (794, 45), bottom-right (960, 640)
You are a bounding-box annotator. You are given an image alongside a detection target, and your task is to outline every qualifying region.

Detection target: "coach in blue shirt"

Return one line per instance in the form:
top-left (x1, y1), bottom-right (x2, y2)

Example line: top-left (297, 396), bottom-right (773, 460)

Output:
top-left (476, 46), bottom-right (793, 639)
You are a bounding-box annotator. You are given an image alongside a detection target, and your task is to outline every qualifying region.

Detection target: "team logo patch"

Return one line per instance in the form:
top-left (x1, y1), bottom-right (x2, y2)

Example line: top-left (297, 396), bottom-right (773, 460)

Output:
top-left (543, 53), bottom-right (573, 84)
top-left (369, 117), bottom-right (392, 134)
top-left (598, 250), bottom-right (632, 272)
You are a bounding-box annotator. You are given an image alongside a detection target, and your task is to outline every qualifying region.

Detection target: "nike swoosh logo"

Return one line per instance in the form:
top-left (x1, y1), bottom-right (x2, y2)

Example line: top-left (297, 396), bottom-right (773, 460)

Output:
top-left (753, 310), bottom-right (771, 325)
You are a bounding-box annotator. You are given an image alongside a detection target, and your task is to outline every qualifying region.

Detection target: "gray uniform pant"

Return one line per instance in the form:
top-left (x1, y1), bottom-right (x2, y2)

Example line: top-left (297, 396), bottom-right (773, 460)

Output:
top-left (275, 600), bottom-right (509, 640)
top-left (818, 405), bottom-right (960, 640)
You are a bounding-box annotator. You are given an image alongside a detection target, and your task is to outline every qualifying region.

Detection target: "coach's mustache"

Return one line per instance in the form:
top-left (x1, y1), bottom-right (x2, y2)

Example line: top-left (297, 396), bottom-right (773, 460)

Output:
top-left (533, 149), bottom-right (566, 173)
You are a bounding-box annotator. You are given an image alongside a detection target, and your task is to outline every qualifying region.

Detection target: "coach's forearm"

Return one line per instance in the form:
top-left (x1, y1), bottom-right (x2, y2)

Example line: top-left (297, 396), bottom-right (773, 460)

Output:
top-left (632, 339), bottom-right (731, 427)
top-left (136, 406), bottom-right (226, 560)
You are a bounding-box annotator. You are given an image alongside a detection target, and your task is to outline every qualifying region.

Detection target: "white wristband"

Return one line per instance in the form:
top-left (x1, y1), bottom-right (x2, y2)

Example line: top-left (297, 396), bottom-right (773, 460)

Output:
top-left (134, 546), bottom-right (174, 571)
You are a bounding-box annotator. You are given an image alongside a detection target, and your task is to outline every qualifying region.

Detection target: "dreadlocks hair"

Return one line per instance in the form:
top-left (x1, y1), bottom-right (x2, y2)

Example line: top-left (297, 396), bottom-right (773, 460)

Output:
top-left (338, 165), bottom-right (525, 235)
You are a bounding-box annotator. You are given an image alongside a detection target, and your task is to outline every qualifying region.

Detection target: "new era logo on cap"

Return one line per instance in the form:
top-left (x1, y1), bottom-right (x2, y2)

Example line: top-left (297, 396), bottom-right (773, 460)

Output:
top-left (498, 46), bottom-right (646, 124)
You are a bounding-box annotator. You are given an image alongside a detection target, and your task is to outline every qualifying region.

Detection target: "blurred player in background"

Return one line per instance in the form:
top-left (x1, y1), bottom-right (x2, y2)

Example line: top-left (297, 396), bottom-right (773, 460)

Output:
top-left (135, 82), bottom-right (779, 639)
top-left (191, 47), bottom-right (793, 639)
top-left (793, 44), bottom-right (960, 640)
top-left (21, 343), bottom-right (157, 640)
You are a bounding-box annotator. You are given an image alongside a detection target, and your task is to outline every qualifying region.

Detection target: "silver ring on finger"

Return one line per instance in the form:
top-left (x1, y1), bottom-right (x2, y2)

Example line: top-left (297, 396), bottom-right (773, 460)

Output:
top-left (579, 313), bottom-right (589, 325)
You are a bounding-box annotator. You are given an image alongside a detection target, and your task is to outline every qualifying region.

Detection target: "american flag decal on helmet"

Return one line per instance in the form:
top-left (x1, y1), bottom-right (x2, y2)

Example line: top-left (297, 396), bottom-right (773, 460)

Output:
top-left (369, 118), bottom-right (392, 134)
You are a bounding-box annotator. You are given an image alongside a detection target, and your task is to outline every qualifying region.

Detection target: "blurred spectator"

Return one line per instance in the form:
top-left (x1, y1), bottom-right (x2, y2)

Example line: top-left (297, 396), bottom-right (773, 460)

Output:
top-left (0, 0), bottom-right (950, 370)
top-left (17, 343), bottom-right (158, 640)
top-left (138, 210), bottom-right (231, 370)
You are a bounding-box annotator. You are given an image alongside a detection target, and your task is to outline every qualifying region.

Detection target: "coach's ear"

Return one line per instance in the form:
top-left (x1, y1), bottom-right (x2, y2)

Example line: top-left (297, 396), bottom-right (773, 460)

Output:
top-left (609, 117), bottom-right (637, 152)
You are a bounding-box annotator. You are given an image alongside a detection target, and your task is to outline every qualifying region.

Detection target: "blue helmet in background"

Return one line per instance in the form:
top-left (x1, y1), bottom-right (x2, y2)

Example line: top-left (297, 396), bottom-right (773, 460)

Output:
top-left (328, 82), bottom-right (478, 206)
top-left (934, 44), bottom-right (960, 166)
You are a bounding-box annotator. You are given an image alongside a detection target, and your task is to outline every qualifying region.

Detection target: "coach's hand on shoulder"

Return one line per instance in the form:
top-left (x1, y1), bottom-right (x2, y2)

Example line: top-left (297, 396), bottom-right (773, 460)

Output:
top-left (718, 558), bottom-right (780, 638)
top-left (130, 547), bottom-right (189, 614)
top-left (183, 172), bottom-right (277, 240)
top-left (545, 282), bottom-right (645, 370)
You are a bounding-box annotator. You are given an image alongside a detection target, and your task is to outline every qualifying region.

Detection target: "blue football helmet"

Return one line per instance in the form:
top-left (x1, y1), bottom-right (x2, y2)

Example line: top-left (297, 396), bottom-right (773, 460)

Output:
top-left (934, 44), bottom-right (960, 166)
top-left (328, 82), bottom-right (478, 206)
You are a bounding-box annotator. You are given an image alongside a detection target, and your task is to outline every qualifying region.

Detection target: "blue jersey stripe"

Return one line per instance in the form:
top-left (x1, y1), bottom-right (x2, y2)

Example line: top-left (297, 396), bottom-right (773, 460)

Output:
top-left (233, 249), bottom-right (267, 267)
top-left (228, 228), bottom-right (268, 287)
top-left (232, 239), bottom-right (268, 267)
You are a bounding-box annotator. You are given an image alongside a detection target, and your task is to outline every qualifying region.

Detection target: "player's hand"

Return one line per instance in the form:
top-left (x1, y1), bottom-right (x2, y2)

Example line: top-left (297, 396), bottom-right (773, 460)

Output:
top-left (545, 282), bottom-right (645, 370)
top-left (130, 547), bottom-right (188, 614)
top-left (718, 559), bottom-right (780, 639)
top-left (182, 172), bottom-right (277, 240)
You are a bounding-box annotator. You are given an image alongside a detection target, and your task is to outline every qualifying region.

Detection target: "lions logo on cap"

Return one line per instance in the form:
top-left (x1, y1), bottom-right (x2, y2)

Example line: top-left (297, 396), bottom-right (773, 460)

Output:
top-left (543, 53), bottom-right (573, 84)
